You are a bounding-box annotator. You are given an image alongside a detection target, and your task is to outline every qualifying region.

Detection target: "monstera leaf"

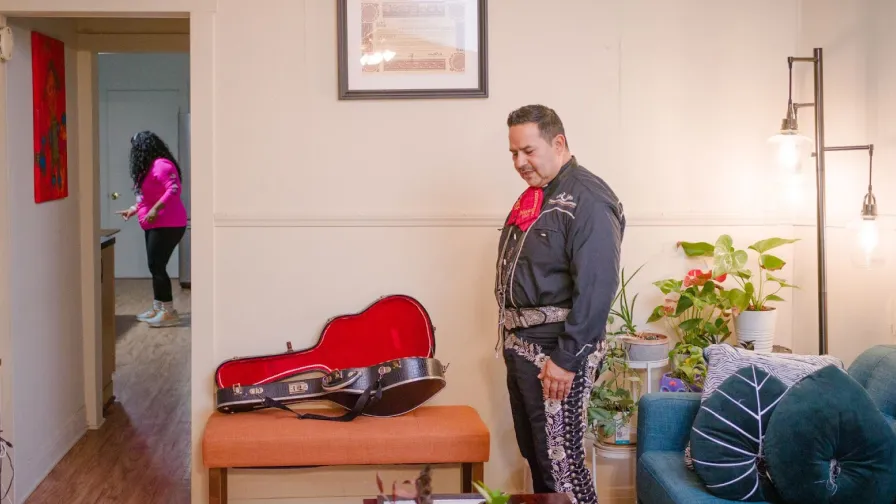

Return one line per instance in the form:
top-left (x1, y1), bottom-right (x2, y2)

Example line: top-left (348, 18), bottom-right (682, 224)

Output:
top-left (689, 365), bottom-right (788, 501)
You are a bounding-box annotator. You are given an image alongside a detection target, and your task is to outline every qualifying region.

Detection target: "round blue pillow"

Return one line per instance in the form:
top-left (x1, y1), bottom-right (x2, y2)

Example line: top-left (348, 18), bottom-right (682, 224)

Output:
top-left (764, 364), bottom-right (896, 503)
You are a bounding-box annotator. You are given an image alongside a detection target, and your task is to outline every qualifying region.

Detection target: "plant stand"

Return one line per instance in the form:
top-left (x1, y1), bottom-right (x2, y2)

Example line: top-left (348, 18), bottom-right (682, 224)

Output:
top-left (625, 358), bottom-right (669, 395)
top-left (590, 439), bottom-right (638, 504)
top-left (590, 358), bottom-right (668, 501)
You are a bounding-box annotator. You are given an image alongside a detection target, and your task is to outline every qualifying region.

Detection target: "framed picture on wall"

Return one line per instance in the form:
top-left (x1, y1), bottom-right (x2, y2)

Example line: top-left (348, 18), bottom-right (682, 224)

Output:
top-left (336, 0), bottom-right (488, 100)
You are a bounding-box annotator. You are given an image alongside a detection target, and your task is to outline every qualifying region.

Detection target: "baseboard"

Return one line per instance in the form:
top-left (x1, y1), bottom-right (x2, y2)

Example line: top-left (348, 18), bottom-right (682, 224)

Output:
top-left (16, 406), bottom-right (88, 503)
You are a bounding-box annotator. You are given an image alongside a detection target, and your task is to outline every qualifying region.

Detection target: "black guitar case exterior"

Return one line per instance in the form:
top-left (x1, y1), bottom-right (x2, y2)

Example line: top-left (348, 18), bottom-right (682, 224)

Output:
top-left (216, 357), bottom-right (448, 422)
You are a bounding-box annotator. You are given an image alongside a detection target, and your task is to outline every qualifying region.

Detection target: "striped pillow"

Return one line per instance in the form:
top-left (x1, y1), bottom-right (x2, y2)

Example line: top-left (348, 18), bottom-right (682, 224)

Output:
top-left (700, 344), bottom-right (845, 402)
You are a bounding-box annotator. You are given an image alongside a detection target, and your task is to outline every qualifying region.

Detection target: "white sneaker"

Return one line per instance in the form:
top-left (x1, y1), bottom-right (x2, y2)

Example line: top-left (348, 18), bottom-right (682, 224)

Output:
top-left (137, 307), bottom-right (159, 322)
top-left (146, 309), bottom-right (180, 328)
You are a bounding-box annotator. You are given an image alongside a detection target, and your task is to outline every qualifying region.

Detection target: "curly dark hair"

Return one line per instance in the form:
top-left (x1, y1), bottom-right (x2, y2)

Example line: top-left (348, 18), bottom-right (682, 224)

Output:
top-left (129, 131), bottom-right (182, 192)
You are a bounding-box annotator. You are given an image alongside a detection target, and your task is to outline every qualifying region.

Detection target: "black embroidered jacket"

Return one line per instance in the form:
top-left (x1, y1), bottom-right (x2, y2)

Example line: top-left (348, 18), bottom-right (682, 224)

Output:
top-left (495, 156), bottom-right (626, 372)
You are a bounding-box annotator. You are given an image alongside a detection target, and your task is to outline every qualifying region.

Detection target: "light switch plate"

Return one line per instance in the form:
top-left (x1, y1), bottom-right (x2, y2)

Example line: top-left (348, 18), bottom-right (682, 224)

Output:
top-left (0, 26), bottom-right (13, 62)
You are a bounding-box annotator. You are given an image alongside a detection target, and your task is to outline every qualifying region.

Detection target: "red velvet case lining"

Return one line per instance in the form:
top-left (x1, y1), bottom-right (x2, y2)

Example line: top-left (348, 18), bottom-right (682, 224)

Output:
top-left (214, 295), bottom-right (435, 388)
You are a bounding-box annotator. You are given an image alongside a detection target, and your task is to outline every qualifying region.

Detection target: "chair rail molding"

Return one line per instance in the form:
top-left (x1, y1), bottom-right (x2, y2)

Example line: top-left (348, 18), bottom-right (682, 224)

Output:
top-left (212, 212), bottom-right (812, 229)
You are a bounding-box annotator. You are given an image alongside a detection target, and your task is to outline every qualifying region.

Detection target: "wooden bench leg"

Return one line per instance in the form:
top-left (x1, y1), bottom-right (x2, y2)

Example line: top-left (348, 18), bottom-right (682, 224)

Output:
top-left (461, 462), bottom-right (484, 493)
top-left (209, 468), bottom-right (228, 504)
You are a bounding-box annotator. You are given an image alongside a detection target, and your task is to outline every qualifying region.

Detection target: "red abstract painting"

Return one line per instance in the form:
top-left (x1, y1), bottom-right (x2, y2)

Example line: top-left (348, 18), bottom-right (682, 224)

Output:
top-left (31, 31), bottom-right (68, 203)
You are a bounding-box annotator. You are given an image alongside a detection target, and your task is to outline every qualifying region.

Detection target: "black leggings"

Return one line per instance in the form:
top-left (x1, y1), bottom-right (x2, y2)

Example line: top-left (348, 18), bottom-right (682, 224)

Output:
top-left (145, 226), bottom-right (186, 303)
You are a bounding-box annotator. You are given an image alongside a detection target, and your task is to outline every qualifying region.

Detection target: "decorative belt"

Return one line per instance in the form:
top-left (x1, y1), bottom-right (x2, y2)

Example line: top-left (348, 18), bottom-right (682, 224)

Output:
top-left (502, 306), bottom-right (570, 330)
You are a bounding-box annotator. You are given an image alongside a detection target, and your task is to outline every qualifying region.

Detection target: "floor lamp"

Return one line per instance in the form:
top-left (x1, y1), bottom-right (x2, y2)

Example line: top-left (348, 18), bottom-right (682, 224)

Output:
top-left (770, 47), bottom-right (882, 356)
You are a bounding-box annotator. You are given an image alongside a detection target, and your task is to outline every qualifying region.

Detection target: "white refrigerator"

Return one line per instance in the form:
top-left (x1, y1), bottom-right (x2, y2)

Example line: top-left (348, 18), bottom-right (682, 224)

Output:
top-left (177, 111), bottom-right (191, 288)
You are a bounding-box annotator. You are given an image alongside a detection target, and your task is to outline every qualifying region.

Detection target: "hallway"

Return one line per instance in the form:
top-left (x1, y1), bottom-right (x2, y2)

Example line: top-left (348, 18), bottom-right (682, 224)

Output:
top-left (25, 279), bottom-right (191, 504)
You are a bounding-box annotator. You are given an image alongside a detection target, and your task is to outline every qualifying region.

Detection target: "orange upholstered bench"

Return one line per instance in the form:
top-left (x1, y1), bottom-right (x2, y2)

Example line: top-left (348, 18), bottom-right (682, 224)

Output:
top-left (201, 405), bottom-right (491, 504)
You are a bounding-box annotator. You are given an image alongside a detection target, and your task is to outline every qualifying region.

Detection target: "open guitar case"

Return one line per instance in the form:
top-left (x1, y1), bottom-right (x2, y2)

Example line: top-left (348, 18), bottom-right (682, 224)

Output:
top-left (214, 294), bottom-right (447, 422)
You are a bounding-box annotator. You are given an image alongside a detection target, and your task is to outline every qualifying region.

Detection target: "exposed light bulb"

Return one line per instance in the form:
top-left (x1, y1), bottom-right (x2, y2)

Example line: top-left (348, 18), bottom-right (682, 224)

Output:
top-left (768, 133), bottom-right (813, 172)
top-left (848, 214), bottom-right (886, 270)
top-left (858, 218), bottom-right (879, 258)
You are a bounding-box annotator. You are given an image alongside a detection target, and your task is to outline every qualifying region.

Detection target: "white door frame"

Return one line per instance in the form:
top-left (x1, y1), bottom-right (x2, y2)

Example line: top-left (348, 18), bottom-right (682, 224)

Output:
top-left (0, 2), bottom-right (215, 503)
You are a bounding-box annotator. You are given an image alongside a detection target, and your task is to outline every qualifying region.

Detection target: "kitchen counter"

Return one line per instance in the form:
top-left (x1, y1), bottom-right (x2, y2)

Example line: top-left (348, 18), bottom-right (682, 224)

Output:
top-left (101, 228), bottom-right (119, 249)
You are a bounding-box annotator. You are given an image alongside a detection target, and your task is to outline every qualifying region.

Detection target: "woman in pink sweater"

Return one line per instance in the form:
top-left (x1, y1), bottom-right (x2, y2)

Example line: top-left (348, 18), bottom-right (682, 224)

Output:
top-left (115, 131), bottom-right (188, 327)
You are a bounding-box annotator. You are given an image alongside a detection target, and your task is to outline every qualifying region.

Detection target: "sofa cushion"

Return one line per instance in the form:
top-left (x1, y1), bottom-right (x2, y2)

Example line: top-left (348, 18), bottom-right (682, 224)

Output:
top-left (765, 364), bottom-right (896, 504)
top-left (638, 450), bottom-right (776, 504)
top-left (689, 365), bottom-right (786, 501)
top-left (683, 345), bottom-right (844, 472)
top-left (847, 344), bottom-right (896, 422)
top-left (701, 344), bottom-right (844, 402)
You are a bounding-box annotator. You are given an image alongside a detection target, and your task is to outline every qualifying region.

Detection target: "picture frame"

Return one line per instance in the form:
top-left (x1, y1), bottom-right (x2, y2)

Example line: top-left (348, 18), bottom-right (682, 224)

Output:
top-left (336, 0), bottom-right (489, 100)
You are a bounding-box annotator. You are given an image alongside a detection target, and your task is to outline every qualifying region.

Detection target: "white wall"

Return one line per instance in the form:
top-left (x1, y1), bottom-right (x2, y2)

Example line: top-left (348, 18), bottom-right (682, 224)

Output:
top-left (211, 0), bottom-right (803, 501)
top-left (788, 0), bottom-right (896, 362)
top-left (4, 20), bottom-right (86, 503)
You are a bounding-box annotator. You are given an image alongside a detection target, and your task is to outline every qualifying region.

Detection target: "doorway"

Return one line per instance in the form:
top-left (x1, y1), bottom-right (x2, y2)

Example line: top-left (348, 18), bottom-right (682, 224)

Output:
top-left (98, 52), bottom-right (190, 280)
top-left (0, 10), bottom-right (206, 503)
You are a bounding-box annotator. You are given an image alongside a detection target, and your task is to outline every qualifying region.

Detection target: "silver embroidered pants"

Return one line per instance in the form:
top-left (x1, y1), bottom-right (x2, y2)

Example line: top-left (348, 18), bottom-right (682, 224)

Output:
top-left (503, 332), bottom-right (604, 504)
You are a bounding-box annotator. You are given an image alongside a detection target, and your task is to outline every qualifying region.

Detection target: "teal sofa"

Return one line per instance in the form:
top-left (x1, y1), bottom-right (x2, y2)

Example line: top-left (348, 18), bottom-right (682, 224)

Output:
top-left (635, 345), bottom-right (896, 504)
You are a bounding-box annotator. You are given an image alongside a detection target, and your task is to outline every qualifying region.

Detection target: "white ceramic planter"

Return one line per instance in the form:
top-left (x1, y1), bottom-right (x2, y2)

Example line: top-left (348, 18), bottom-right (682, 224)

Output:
top-left (620, 333), bottom-right (670, 362)
top-left (735, 308), bottom-right (777, 353)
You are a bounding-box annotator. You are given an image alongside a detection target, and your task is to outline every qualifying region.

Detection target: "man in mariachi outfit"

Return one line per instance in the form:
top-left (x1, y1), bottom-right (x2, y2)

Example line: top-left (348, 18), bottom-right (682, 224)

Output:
top-left (495, 104), bottom-right (625, 504)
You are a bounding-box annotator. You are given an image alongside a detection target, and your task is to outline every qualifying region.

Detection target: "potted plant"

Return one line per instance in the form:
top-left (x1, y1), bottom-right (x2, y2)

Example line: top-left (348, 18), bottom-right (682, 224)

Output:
top-left (375, 466), bottom-right (510, 504)
top-left (678, 235), bottom-right (799, 353)
top-left (472, 481), bottom-right (511, 504)
top-left (376, 465), bottom-right (435, 503)
top-left (607, 264), bottom-right (670, 363)
top-left (647, 266), bottom-right (733, 391)
top-left (661, 343), bottom-right (707, 392)
top-left (587, 336), bottom-right (640, 445)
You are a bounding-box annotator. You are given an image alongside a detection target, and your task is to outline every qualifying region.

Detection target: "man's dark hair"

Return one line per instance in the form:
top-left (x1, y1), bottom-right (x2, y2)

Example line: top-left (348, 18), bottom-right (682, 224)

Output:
top-left (506, 104), bottom-right (569, 149)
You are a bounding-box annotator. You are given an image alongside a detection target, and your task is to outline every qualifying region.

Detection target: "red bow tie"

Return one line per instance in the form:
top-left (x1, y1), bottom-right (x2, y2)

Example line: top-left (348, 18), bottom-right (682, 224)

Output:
top-left (506, 187), bottom-right (544, 231)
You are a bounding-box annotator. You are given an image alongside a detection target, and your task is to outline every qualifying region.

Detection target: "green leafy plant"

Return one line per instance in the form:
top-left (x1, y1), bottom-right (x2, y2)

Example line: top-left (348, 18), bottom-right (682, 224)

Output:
top-left (647, 268), bottom-right (734, 349)
top-left (607, 263), bottom-right (663, 341)
top-left (678, 235), bottom-right (800, 313)
top-left (645, 244), bottom-right (737, 390)
top-left (587, 336), bottom-right (641, 439)
top-left (472, 481), bottom-right (510, 504)
top-left (607, 264), bottom-right (644, 337)
top-left (667, 343), bottom-right (707, 389)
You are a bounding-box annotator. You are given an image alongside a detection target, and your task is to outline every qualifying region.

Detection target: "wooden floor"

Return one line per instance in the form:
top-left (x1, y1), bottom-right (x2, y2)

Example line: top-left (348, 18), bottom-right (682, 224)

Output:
top-left (25, 279), bottom-right (191, 504)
